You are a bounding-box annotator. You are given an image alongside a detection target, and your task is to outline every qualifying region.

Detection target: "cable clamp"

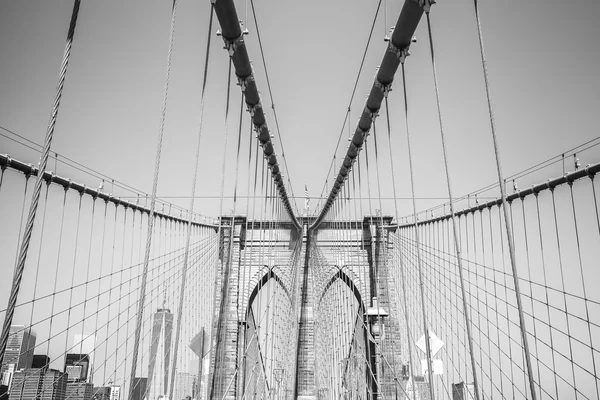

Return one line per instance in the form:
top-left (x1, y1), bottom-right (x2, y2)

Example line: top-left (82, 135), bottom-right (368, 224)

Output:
top-left (220, 31), bottom-right (244, 57)
top-left (220, 22), bottom-right (249, 57)
top-left (412, 0), bottom-right (435, 13)
top-left (388, 42), bottom-right (410, 64)
top-left (585, 164), bottom-right (595, 179)
top-left (237, 75), bottom-right (255, 92)
top-left (256, 123), bottom-right (267, 134)
top-left (247, 103), bottom-right (262, 117)
top-left (358, 127), bottom-right (370, 139)
top-left (374, 80), bottom-right (392, 97)
top-left (1, 156), bottom-right (10, 171)
top-left (365, 106), bottom-right (378, 122)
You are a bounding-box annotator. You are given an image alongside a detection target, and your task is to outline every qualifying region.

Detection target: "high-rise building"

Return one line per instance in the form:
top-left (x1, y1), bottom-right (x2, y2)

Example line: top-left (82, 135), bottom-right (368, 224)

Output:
top-left (91, 387), bottom-right (110, 400)
top-left (130, 378), bottom-right (146, 400)
top-left (0, 327), bottom-right (36, 383)
top-left (66, 383), bottom-right (93, 400)
top-left (0, 384), bottom-right (8, 400)
top-left (72, 335), bottom-right (95, 383)
top-left (147, 309), bottom-right (173, 400)
top-left (452, 381), bottom-right (476, 400)
top-left (64, 355), bottom-right (90, 383)
top-left (172, 373), bottom-right (195, 400)
top-left (108, 386), bottom-right (120, 400)
top-left (8, 369), bottom-right (67, 400)
top-left (1, 366), bottom-right (15, 388)
top-left (31, 356), bottom-right (50, 373)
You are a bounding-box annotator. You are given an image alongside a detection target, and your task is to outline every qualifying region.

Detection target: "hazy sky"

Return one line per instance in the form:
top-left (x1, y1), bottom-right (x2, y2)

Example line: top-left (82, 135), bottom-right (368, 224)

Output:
top-left (1, 0), bottom-right (600, 218)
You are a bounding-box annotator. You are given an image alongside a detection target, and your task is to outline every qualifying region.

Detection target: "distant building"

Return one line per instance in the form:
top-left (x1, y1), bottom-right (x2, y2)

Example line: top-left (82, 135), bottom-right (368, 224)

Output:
top-left (109, 386), bottom-right (120, 400)
top-left (66, 383), bottom-right (93, 400)
top-left (1, 366), bottom-right (15, 389)
top-left (130, 378), bottom-right (147, 400)
top-left (31, 356), bottom-right (50, 373)
top-left (91, 387), bottom-right (110, 400)
top-left (0, 384), bottom-right (8, 400)
top-left (8, 369), bottom-right (67, 400)
top-left (0, 326), bottom-right (36, 387)
top-left (147, 309), bottom-right (173, 400)
top-left (173, 373), bottom-right (195, 400)
top-left (452, 381), bottom-right (476, 400)
top-left (404, 375), bottom-right (432, 400)
top-left (63, 355), bottom-right (90, 383)
top-left (71, 336), bottom-right (95, 384)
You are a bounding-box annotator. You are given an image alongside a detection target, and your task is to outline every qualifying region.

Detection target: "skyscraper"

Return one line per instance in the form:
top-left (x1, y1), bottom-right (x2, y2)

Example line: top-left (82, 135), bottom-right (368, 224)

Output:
top-left (147, 309), bottom-right (173, 400)
top-left (130, 378), bottom-right (146, 400)
top-left (72, 335), bottom-right (95, 383)
top-left (108, 386), bottom-right (120, 400)
top-left (31, 356), bottom-right (50, 373)
top-left (66, 382), bottom-right (93, 400)
top-left (64, 355), bottom-right (90, 383)
top-left (91, 387), bottom-right (110, 400)
top-left (0, 327), bottom-right (36, 391)
top-left (172, 373), bottom-right (195, 400)
top-left (8, 369), bottom-right (67, 400)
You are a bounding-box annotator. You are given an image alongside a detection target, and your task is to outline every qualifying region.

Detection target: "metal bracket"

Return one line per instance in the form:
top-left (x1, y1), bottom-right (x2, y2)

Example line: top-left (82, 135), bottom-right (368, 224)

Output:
top-left (1, 156), bottom-right (10, 171)
top-left (237, 74), bottom-right (255, 92)
top-left (255, 123), bottom-right (267, 135)
top-left (247, 102), bottom-right (262, 117)
top-left (358, 127), bottom-right (370, 140)
top-left (388, 42), bottom-right (410, 64)
top-left (374, 80), bottom-right (392, 98)
top-left (221, 21), bottom-right (249, 57)
top-left (364, 106), bottom-right (378, 122)
top-left (223, 35), bottom-right (244, 57)
top-left (412, 0), bottom-right (436, 13)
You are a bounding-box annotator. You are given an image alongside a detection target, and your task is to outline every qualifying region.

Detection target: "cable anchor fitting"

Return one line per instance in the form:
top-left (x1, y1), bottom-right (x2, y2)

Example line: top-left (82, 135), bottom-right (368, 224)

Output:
top-left (358, 127), bottom-right (370, 140)
top-left (237, 74), bottom-right (255, 92)
top-left (364, 105), bottom-right (379, 122)
top-left (374, 80), bottom-right (392, 97)
top-left (412, 0), bottom-right (436, 13)
top-left (219, 22), bottom-right (248, 57)
top-left (388, 42), bottom-right (411, 65)
top-left (247, 103), bottom-right (262, 117)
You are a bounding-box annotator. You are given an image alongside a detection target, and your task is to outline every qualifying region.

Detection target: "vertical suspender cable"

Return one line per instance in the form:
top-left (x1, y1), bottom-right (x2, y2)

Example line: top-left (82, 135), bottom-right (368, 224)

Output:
top-left (400, 63), bottom-right (435, 400)
top-left (469, 3), bottom-right (537, 398)
top-left (168, 6), bottom-right (215, 399)
top-left (423, 13), bottom-right (480, 400)
top-left (128, 1), bottom-right (179, 398)
top-left (384, 97), bottom-right (417, 400)
top-left (0, 0), bottom-right (81, 367)
top-left (209, 57), bottom-right (234, 398)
